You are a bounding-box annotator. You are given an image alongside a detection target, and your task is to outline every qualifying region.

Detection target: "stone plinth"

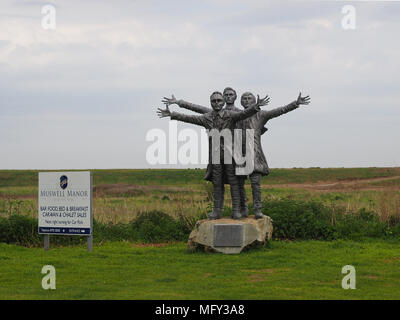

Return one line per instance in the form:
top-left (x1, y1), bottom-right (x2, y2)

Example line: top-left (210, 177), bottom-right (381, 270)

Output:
top-left (187, 215), bottom-right (273, 254)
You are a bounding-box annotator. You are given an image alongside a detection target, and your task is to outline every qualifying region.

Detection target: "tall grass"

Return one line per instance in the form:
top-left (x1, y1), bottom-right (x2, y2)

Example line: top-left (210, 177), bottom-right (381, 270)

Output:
top-left (1, 188), bottom-right (400, 227)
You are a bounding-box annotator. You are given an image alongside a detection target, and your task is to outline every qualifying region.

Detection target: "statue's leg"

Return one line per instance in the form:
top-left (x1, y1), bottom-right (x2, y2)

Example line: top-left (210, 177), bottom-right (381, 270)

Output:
top-left (219, 182), bottom-right (225, 214)
top-left (208, 164), bottom-right (223, 219)
top-left (250, 172), bottom-right (264, 219)
top-left (238, 176), bottom-right (248, 218)
top-left (225, 164), bottom-right (241, 219)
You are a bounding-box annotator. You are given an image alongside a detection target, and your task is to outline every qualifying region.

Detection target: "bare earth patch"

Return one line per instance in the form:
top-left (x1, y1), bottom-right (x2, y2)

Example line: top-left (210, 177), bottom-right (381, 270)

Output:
top-left (243, 268), bottom-right (276, 274)
top-left (247, 274), bottom-right (267, 283)
top-left (93, 184), bottom-right (191, 197)
top-left (262, 175), bottom-right (400, 192)
top-left (384, 257), bottom-right (400, 263)
top-left (130, 243), bottom-right (171, 248)
top-left (244, 268), bottom-right (291, 282)
top-left (0, 193), bottom-right (36, 199)
top-left (363, 275), bottom-right (379, 280)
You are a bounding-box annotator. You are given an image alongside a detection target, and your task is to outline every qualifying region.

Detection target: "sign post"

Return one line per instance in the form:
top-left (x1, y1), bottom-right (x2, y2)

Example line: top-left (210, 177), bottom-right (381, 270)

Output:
top-left (38, 171), bottom-right (93, 252)
top-left (44, 234), bottom-right (50, 251)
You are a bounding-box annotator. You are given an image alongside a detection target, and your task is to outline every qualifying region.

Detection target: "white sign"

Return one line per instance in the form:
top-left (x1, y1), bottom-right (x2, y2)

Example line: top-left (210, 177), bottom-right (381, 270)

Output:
top-left (38, 171), bottom-right (92, 235)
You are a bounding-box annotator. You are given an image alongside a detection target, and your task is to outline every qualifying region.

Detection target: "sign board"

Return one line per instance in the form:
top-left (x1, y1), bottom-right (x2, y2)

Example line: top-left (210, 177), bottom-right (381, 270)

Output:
top-left (213, 224), bottom-right (243, 247)
top-left (38, 171), bottom-right (92, 235)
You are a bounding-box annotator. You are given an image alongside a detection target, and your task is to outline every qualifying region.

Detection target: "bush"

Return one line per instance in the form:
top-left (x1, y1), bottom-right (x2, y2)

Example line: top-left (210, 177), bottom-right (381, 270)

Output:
top-left (93, 219), bottom-right (132, 242)
top-left (0, 214), bottom-right (41, 246)
top-left (262, 198), bottom-right (335, 240)
top-left (262, 198), bottom-right (397, 240)
top-left (0, 210), bottom-right (192, 247)
top-left (130, 211), bottom-right (190, 243)
top-left (334, 208), bottom-right (390, 240)
top-left (1, 199), bottom-right (400, 247)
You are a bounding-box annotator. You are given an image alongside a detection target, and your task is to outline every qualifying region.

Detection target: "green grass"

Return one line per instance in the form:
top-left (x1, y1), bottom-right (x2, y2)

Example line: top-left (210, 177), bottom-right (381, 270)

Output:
top-left (1, 239), bottom-right (400, 300)
top-left (1, 168), bottom-right (400, 299)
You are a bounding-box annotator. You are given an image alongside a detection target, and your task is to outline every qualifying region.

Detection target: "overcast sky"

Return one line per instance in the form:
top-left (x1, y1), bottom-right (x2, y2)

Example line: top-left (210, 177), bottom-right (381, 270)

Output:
top-left (0, 0), bottom-right (399, 169)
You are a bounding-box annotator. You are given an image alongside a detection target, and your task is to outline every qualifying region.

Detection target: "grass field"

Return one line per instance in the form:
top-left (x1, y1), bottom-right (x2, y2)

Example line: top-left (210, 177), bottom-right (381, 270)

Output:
top-left (1, 167), bottom-right (399, 187)
top-left (1, 239), bottom-right (400, 300)
top-left (1, 168), bottom-right (400, 299)
top-left (1, 167), bottom-right (399, 223)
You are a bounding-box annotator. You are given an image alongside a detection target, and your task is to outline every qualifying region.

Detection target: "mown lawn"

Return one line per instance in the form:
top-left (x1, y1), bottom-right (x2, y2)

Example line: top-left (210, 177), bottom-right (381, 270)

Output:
top-left (1, 239), bottom-right (400, 300)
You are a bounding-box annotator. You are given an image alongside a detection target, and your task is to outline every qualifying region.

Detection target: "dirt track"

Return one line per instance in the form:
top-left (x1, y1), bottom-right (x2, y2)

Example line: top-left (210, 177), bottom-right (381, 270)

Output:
top-left (262, 175), bottom-right (400, 192)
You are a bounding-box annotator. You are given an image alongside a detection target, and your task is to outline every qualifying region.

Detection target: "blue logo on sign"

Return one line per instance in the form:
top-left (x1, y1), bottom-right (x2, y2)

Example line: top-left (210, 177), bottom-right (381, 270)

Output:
top-left (60, 175), bottom-right (68, 190)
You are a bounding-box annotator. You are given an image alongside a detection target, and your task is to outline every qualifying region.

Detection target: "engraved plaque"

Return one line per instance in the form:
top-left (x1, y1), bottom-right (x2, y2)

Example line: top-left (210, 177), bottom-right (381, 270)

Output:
top-left (213, 224), bottom-right (243, 247)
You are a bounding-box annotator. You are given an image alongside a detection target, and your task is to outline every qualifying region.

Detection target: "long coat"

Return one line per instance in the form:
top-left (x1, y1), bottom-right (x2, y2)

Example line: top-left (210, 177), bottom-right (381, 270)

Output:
top-left (238, 101), bottom-right (300, 176)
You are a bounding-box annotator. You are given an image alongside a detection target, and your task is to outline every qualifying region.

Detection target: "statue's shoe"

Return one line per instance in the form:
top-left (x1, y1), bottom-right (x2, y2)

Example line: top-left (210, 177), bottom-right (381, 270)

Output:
top-left (208, 211), bottom-right (222, 220)
top-left (231, 211), bottom-right (242, 220)
top-left (254, 210), bottom-right (265, 219)
top-left (241, 207), bottom-right (249, 218)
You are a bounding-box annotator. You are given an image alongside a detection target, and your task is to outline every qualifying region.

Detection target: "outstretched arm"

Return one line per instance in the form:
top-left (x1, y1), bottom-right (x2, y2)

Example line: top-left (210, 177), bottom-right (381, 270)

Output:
top-left (259, 92), bottom-right (310, 124)
top-left (157, 105), bottom-right (206, 127)
top-left (162, 94), bottom-right (211, 114)
top-left (231, 94), bottom-right (270, 122)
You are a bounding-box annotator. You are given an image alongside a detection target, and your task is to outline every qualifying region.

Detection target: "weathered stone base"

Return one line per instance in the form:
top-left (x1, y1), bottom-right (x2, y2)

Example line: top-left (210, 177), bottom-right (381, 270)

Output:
top-left (187, 215), bottom-right (273, 254)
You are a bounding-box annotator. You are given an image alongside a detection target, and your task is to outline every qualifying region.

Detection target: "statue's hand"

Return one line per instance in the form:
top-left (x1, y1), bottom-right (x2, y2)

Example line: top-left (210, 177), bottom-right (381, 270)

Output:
top-left (162, 94), bottom-right (178, 107)
top-left (157, 105), bottom-right (172, 118)
top-left (255, 94), bottom-right (270, 109)
top-left (296, 92), bottom-right (310, 106)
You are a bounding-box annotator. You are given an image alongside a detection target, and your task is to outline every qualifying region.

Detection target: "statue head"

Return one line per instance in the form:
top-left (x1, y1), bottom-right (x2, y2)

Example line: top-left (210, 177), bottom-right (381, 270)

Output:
top-left (210, 91), bottom-right (225, 111)
top-left (223, 87), bottom-right (237, 105)
top-left (241, 92), bottom-right (256, 109)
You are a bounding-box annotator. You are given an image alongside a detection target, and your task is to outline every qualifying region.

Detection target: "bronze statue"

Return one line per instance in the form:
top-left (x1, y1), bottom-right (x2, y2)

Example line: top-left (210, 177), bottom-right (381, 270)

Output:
top-left (162, 87), bottom-right (269, 218)
top-left (162, 90), bottom-right (310, 219)
top-left (157, 91), bottom-right (269, 220)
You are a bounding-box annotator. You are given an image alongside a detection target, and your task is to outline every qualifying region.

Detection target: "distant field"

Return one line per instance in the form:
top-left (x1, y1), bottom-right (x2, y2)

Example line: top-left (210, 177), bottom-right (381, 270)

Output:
top-left (0, 168), bottom-right (399, 224)
top-left (0, 167), bottom-right (399, 187)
